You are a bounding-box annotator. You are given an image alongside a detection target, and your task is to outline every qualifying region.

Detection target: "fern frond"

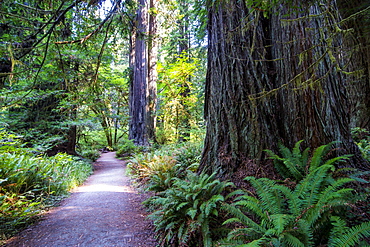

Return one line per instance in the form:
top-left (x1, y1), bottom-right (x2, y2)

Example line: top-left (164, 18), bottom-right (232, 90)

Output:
top-left (348, 170), bottom-right (370, 184)
top-left (272, 184), bottom-right (301, 215)
top-left (329, 216), bottom-right (349, 241)
top-left (234, 195), bottom-right (266, 219)
top-left (293, 218), bottom-right (314, 246)
top-left (265, 148), bottom-right (293, 179)
top-left (177, 201), bottom-right (189, 211)
top-left (328, 221), bottom-right (370, 247)
top-left (245, 177), bottom-right (283, 214)
top-left (309, 142), bottom-right (336, 172)
top-left (226, 189), bottom-right (246, 200)
top-left (270, 214), bottom-right (294, 235)
top-left (223, 203), bottom-right (266, 233)
top-left (292, 140), bottom-right (304, 157)
top-left (294, 164), bottom-right (334, 208)
top-left (278, 142), bottom-right (293, 159)
top-left (301, 147), bottom-right (310, 172)
top-left (317, 178), bottom-right (354, 203)
top-left (201, 220), bottom-right (212, 247)
top-left (311, 177), bottom-right (354, 208)
top-left (237, 237), bottom-right (267, 247)
top-left (280, 232), bottom-right (306, 247)
top-left (324, 155), bottom-right (351, 167)
top-left (227, 227), bottom-right (263, 241)
top-left (266, 141), bottom-right (311, 181)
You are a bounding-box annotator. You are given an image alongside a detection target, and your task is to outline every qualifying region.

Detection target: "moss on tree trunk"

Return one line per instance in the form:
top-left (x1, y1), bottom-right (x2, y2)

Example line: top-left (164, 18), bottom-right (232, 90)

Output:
top-left (200, 0), bottom-right (369, 179)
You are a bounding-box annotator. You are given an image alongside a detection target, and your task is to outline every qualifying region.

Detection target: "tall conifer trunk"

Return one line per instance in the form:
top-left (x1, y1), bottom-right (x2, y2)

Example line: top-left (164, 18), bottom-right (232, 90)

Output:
top-left (129, 0), bottom-right (158, 146)
top-left (129, 0), bottom-right (149, 146)
top-left (147, 0), bottom-right (158, 141)
top-left (199, 0), bottom-right (368, 178)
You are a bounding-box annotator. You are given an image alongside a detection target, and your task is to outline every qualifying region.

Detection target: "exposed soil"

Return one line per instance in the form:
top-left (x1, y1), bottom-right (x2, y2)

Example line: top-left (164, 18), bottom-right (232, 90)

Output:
top-left (5, 152), bottom-right (158, 247)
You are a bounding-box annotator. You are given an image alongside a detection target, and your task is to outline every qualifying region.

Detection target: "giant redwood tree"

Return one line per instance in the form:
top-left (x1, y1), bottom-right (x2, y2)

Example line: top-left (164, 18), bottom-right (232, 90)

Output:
top-left (129, 0), bottom-right (158, 145)
top-left (199, 0), bottom-right (369, 178)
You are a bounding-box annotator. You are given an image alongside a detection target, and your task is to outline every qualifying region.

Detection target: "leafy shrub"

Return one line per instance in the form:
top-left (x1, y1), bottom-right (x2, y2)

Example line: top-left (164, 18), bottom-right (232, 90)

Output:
top-left (0, 151), bottom-right (92, 240)
top-left (45, 154), bottom-right (93, 193)
top-left (79, 148), bottom-right (100, 162)
top-left (0, 153), bottom-right (92, 196)
top-left (0, 193), bottom-right (40, 238)
top-left (175, 141), bottom-right (203, 168)
top-left (77, 129), bottom-right (108, 151)
top-left (127, 142), bottom-right (202, 192)
top-left (155, 128), bottom-right (172, 145)
top-left (0, 129), bottom-right (27, 154)
top-left (328, 216), bottom-right (370, 247)
top-left (351, 127), bottom-right (370, 161)
top-left (146, 172), bottom-right (233, 247)
top-left (116, 139), bottom-right (141, 157)
top-left (127, 152), bottom-right (177, 186)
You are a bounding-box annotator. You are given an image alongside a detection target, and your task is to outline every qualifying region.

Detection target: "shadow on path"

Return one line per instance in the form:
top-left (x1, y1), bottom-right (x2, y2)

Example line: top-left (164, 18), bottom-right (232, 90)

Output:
top-left (5, 152), bottom-right (157, 247)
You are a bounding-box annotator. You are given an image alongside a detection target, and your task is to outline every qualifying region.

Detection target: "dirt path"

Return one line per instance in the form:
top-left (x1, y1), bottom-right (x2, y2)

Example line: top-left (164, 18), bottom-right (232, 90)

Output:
top-left (5, 152), bottom-right (158, 247)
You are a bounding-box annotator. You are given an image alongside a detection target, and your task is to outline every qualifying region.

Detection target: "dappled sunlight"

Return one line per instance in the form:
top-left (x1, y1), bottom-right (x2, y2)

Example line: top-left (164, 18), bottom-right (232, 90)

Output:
top-left (76, 184), bottom-right (135, 193)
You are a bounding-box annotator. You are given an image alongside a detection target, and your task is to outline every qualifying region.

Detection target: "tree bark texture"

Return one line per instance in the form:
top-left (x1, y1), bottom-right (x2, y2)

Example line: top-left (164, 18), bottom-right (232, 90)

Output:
top-left (199, 0), bottom-right (369, 178)
top-left (129, 0), bottom-right (149, 146)
top-left (270, 3), bottom-right (367, 167)
top-left (337, 0), bottom-right (370, 130)
top-left (147, 0), bottom-right (158, 141)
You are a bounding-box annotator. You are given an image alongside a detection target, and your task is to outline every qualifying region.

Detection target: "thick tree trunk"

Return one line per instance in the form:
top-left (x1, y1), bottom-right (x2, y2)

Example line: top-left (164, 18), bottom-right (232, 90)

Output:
top-left (337, 0), bottom-right (370, 130)
top-left (199, 0), bottom-right (368, 179)
top-left (129, 0), bottom-right (149, 146)
top-left (200, 1), bottom-right (275, 178)
top-left (270, 3), bottom-right (366, 168)
top-left (147, 0), bottom-right (158, 141)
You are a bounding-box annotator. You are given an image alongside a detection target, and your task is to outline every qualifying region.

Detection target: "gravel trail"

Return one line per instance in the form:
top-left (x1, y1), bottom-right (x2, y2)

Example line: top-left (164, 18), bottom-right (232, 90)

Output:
top-left (5, 152), bottom-right (157, 247)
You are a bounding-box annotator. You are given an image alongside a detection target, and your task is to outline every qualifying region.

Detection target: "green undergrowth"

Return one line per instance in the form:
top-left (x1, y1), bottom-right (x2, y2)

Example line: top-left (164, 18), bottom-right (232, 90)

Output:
top-left (352, 127), bottom-right (370, 162)
top-left (0, 130), bottom-right (93, 241)
top-left (127, 140), bottom-right (370, 247)
top-left (126, 141), bottom-right (202, 188)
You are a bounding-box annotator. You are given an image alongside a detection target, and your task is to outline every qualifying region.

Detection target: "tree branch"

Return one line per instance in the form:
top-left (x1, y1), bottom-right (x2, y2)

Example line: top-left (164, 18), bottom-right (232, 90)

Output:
top-left (55, 1), bottom-right (120, 45)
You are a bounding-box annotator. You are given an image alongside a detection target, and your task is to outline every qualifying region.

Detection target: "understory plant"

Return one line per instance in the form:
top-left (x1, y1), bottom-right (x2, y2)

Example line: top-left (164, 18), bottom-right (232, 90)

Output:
top-left (351, 127), bottom-right (370, 161)
top-left (175, 141), bottom-right (203, 168)
top-left (127, 142), bottom-right (202, 189)
top-left (219, 142), bottom-right (369, 246)
top-left (0, 153), bottom-right (92, 196)
top-left (0, 193), bottom-right (40, 239)
top-left (79, 148), bottom-right (101, 162)
top-left (146, 171), bottom-right (233, 247)
top-left (127, 152), bottom-right (177, 187)
top-left (116, 139), bottom-right (142, 157)
top-left (0, 130), bottom-right (93, 239)
top-left (265, 140), bottom-right (351, 181)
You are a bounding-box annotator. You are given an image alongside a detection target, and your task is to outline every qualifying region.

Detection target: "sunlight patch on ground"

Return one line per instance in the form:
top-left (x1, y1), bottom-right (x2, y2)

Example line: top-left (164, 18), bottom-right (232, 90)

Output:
top-left (76, 184), bottom-right (134, 193)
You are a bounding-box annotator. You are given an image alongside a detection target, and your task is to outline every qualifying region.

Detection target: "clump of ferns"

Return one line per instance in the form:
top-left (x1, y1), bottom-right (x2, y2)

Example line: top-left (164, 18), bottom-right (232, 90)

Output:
top-left (217, 141), bottom-right (370, 246)
top-left (145, 162), bottom-right (199, 194)
top-left (264, 140), bottom-right (354, 182)
top-left (266, 140), bottom-right (370, 223)
top-left (144, 171), bottom-right (234, 247)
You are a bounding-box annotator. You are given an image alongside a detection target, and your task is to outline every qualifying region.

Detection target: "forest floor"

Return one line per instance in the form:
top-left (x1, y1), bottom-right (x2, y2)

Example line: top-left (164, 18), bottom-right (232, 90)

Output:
top-left (4, 152), bottom-right (158, 247)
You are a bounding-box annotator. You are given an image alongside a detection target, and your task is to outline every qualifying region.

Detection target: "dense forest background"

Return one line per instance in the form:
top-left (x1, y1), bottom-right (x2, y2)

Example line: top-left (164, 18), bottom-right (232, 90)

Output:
top-left (0, 0), bottom-right (207, 156)
top-left (1, 0), bottom-right (370, 246)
